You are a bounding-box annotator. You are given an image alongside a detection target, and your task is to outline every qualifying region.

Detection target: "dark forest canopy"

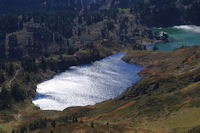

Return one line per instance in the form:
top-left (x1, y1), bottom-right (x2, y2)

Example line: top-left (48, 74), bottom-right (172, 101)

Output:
top-left (0, 0), bottom-right (199, 61)
top-left (133, 0), bottom-right (200, 27)
top-left (0, 0), bottom-right (138, 14)
top-left (0, 0), bottom-right (200, 27)
top-left (0, 7), bottom-right (153, 61)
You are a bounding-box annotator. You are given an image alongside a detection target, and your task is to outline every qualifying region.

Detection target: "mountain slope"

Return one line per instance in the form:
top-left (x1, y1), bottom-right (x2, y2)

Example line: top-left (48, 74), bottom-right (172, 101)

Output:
top-left (1, 0), bottom-right (200, 132)
top-left (0, 0), bottom-right (138, 14)
top-left (5, 45), bottom-right (200, 133)
top-left (134, 0), bottom-right (200, 27)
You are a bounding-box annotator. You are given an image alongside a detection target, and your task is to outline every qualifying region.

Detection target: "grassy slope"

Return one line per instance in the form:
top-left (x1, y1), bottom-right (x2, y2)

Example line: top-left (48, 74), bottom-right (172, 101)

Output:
top-left (0, 42), bottom-right (123, 133)
top-left (118, 46), bottom-right (200, 132)
top-left (2, 45), bottom-right (200, 133)
top-left (73, 45), bottom-right (200, 133)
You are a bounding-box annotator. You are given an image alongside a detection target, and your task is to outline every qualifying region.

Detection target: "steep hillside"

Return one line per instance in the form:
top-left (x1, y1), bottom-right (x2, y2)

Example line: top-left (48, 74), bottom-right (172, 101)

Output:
top-left (4, 45), bottom-right (200, 133)
top-left (1, 0), bottom-right (200, 26)
top-left (134, 0), bottom-right (200, 27)
top-left (0, 0), bottom-right (138, 14)
top-left (1, 0), bottom-right (200, 133)
top-left (0, 10), bottom-right (154, 60)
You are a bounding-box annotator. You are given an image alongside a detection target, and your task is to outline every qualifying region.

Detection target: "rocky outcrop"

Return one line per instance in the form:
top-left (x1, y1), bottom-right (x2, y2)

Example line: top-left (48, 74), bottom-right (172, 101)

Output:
top-left (154, 32), bottom-right (169, 42)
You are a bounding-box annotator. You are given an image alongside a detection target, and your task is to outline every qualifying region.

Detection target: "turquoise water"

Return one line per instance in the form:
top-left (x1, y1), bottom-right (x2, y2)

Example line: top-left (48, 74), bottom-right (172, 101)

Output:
top-left (33, 25), bottom-right (200, 111)
top-left (148, 25), bottom-right (200, 51)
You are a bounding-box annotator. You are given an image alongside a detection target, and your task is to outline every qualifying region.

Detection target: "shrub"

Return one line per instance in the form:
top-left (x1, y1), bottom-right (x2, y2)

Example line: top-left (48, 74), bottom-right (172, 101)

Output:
top-left (0, 87), bottom-right (11, 109)
top-left (11, 82), bottom-right (25, 102)
top-left (153, 45), bottom-right (159, 51)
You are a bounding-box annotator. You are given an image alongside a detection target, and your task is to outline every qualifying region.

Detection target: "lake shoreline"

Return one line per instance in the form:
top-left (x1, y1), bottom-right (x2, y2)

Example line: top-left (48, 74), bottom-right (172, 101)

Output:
top-left (32, 25), bottom-right (200, 111)
top-left (28, 43), bottom-right (124, 109)
top-left (33, 52), bottom-right (143, 111)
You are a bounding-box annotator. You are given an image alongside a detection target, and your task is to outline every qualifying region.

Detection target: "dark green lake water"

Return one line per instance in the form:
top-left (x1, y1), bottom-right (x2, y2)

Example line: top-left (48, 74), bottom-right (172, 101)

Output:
top-left (33, 25), bottom-right (200, 111)
top-left (148, 25), bottom-right (200, 51)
